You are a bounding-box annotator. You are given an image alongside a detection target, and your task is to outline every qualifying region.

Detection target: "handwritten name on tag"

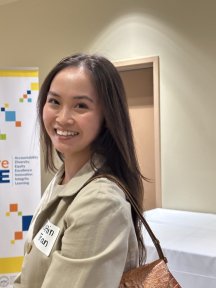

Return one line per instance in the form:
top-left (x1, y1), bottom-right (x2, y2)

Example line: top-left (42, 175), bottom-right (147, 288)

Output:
top-left (33, 220), bottom-right (60, 256)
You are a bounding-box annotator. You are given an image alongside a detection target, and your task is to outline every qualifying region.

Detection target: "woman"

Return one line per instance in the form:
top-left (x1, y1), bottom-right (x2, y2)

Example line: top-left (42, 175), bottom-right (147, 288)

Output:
top-left (14, 53), bottom-right (145, 287)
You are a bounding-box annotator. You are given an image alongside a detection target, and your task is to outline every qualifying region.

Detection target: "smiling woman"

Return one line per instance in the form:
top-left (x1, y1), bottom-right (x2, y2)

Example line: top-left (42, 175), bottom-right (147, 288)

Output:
top-left (13, 53), bottom-right (146, 288)
top-left (42, 66), bottom-right (104, 180)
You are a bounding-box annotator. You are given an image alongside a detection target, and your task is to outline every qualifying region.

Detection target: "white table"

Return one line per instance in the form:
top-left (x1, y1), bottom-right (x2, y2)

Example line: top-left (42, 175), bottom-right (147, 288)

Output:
top-left (143, 208), bottom-right (216, 288)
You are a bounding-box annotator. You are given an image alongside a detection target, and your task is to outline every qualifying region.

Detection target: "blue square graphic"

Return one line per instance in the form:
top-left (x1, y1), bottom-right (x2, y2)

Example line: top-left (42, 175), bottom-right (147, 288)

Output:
top-left (5, 111), bottom-right (16, 121)
top-left (1, 107), bottom-right (5, 111)
top-left (22, 215), bottom-right (33, 231)
top-left (27, 90), bottom-right (31, 94)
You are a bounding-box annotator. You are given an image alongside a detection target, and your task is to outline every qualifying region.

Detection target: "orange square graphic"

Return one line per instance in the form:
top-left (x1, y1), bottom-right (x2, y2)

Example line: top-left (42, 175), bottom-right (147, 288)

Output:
top-left (16, 121), bottom-right (22, 127)
top-left (23, 94), bottom-right (28, 99)
top-left (10, 203), bottom-right (18, 212)
top-left (15, 231), bottom-right (23, 240)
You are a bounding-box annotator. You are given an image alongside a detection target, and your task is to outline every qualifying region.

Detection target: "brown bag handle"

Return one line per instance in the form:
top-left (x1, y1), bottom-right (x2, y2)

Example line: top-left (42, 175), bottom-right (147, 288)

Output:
top-left (85, 174), bottom-right (167, 263)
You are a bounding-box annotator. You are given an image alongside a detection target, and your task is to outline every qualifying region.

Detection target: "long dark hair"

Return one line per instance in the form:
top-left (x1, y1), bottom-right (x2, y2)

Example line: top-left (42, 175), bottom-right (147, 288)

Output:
top-left (37, 53), bottom-right (146, 264)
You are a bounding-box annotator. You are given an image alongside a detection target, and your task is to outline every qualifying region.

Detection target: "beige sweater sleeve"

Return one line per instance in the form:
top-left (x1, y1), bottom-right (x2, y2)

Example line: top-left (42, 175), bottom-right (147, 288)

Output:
top-left (41, 180), bottom-right (134, 288)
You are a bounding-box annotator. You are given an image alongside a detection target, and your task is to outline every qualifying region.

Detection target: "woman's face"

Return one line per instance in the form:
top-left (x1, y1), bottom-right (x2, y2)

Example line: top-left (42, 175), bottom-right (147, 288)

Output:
top-left (43, 66), bottom-right (104, 163)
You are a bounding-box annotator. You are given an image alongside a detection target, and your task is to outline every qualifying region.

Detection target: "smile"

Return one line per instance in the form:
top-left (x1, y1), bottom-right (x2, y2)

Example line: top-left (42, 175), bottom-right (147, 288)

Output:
top-left (56, 129), bottom-right (79, 136)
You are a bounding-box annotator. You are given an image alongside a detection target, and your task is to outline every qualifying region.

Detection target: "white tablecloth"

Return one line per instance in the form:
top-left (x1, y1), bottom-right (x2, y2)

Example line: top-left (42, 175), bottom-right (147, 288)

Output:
top-left (143, 208), bottom-right (216, 288)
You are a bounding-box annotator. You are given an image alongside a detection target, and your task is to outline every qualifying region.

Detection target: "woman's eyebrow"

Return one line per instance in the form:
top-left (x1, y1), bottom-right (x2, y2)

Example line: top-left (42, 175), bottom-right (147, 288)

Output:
top-left (47, 90), bottom-right (60, 97)
top-left (72, 95), bottom-right (94, 103)
top-left (47, 91), bottom-right (94, 103)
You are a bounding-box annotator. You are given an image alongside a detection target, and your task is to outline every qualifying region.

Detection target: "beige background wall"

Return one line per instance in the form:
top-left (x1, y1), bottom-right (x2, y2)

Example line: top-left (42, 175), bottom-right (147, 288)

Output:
top-left (0, 0), bottom-right (215, 213)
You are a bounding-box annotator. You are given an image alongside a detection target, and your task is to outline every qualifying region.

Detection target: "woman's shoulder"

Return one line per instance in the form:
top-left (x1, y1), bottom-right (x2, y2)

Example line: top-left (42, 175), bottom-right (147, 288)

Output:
top-left (71, 176), bottom-right (131, 217)
top-left (64, 176), bottom-right (133, 228)
top-left (81, 176), bottom-right (126, 201)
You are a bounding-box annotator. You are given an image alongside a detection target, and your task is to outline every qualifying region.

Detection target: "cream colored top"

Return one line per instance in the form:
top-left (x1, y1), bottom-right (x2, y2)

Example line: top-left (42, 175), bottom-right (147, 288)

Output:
top-left (14, 160), bottom-right (139, 288)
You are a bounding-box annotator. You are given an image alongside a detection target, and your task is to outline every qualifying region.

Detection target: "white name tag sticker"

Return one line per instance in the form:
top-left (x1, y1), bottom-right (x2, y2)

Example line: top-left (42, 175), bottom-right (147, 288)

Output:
top-left (33, 220), bottom-right (60, 256)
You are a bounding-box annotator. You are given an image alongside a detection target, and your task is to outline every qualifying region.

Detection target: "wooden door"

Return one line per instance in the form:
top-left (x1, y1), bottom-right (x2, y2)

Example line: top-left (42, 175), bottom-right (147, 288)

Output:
top-left (115, 57), bottom-right (161, 210)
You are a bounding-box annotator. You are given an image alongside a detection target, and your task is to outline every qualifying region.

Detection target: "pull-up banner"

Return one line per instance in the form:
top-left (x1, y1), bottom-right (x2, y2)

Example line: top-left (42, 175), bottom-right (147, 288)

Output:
top-left (0, 68), bottom-right (41, 287)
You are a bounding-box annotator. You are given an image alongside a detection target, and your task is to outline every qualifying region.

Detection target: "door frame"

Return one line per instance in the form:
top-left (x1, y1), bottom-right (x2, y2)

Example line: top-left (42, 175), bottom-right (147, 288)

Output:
top-left (114, 56), bottom-right (161, 207)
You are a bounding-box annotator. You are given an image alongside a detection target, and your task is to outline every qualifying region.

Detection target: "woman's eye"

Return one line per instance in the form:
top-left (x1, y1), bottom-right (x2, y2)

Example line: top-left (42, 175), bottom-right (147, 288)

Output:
top-left (47, 98), bottom-right (59, 105)
top-left (75, 103), bottom-right (88, 109)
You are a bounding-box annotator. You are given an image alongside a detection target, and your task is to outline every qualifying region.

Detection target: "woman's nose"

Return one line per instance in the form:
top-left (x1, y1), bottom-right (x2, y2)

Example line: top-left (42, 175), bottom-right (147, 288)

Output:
top-left (56, 108), bottom-right (74, 124)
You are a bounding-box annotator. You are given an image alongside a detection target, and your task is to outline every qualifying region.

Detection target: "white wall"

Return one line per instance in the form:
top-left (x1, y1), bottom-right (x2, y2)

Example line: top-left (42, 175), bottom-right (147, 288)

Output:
top-left (0, 0), bottom-right (215, 213)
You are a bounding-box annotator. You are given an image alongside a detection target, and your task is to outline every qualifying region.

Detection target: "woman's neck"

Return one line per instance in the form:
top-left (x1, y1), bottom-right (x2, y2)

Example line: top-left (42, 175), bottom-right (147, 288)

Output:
top-left (61, 155), bottom-right (90, 185)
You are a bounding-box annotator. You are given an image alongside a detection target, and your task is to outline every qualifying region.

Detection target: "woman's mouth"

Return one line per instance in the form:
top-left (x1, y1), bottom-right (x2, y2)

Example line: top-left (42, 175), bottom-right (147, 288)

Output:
top-left (56, 129), bottom-right (79, 136)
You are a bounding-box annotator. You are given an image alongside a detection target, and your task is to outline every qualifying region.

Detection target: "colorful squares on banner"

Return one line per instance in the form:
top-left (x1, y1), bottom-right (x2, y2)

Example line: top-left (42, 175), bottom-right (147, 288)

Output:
top-left (22, 215), bottom-right (33, 231)
top-left (18, 82), bottom-right (38, 103)
top-left (0, 134), bottom-right (6, 140)
top-left (0, 106), bottom-right (22, 128)
top-left (19, 94), bottom-right (32, 102)
top-left (0, 81), bottom-right (38, 141)
top-left (5, 111), bottom-right (16, 121)
top-left (10, 203), bottom-right (18, 212)
top-left (15, 231), bottom-right (23, 240)
top-left (31, 82), bottom-right (39, 91)
top-left (6, 203), bottom-right (33, 243)
top-left (16, 121), bottom-right (22, 127)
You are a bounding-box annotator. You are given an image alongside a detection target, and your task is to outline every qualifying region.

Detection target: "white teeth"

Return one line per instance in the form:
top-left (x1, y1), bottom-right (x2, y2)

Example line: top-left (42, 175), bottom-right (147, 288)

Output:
top-left (56, 129), bottom-right (78, 136)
